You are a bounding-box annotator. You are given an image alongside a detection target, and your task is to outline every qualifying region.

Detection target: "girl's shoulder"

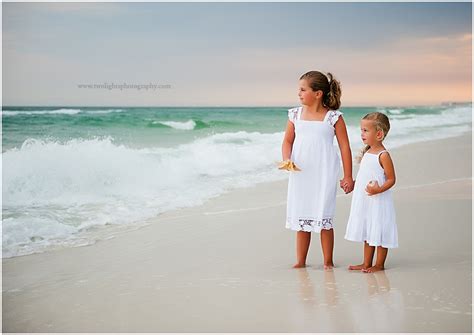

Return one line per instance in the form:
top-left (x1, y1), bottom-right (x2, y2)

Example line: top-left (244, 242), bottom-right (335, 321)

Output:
top-left (376, 149), bottom-right (391, 157)
top-left (378, 150), bottom-right (393, 163)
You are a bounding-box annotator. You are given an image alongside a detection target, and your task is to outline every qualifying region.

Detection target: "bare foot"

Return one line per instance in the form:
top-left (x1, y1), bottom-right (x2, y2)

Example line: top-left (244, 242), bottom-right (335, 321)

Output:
top-left (324, 262), bottom-right (334, 270)
top-left (362, 265), bottom-right (384, 273)
top-left (292, 263), bottom-right (306, 268)
top-left (348, 263), bottom-right (370, 271)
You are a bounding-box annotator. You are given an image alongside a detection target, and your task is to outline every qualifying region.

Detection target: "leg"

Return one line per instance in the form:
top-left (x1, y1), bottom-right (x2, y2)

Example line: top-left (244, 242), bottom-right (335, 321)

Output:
top-left (363, 246), bottom-right (388, 273)
top-left (348, 241), bottom-right (375, 271)
top-left (293, 231), bottom-right (311, 268)
top-left (320, 228), bottom-right (334, 269)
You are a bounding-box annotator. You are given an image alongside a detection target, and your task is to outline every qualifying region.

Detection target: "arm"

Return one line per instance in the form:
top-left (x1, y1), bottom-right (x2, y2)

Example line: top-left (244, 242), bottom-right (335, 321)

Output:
top-left (334, 117), bottom-right (354, 192)
top-left (282, 120), bottom-right (295, 160)
top-left (366, 152), bottom-right (396, 195)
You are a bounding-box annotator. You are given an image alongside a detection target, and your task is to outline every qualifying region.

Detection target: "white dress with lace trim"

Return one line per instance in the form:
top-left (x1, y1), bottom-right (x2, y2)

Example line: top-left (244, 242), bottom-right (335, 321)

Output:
top-left (285, 106), bottom-right (343, 233)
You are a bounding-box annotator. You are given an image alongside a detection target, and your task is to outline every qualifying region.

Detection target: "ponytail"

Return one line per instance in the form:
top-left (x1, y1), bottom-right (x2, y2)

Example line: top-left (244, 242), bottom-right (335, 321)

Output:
top-left (323, 72), bottom-right (342, 110)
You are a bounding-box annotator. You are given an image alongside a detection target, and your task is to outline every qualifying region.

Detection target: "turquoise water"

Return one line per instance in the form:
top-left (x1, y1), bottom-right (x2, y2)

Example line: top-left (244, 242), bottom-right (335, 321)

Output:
top-left (2, 105), bottom-right (445, 151)
top-left (2, 104), bottom-right (472, 258)
top-left (3, 107), bottom-right (289, 150)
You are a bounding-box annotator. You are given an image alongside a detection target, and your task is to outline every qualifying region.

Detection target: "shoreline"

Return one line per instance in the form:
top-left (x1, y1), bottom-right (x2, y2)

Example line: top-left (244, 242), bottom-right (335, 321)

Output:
top-left (4, 130), bottom-right (472, 261)
top-left (3, 132), bottom-right (472, 332)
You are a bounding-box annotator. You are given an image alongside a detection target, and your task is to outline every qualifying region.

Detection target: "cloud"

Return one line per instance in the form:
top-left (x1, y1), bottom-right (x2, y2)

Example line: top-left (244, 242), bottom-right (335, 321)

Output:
top-left (3, 21), bottom-right (471, 107)
top-left (210, 32), bottom-right (472, 105)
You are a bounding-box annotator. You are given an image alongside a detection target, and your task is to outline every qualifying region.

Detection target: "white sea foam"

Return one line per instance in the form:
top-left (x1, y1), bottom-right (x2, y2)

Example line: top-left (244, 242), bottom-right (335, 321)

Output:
top-left (2, 132), bottom-right (285, 258)
top-left (83, 109), bottom-right (124, 114)
top-left (2, 108), bottom-right (124, 116)
top-left (156, 120), bottom-right (197, 130)
top-left (387, 109), bottom-right (403, 115)
top-left (3, 108), bottom-right (82, 116)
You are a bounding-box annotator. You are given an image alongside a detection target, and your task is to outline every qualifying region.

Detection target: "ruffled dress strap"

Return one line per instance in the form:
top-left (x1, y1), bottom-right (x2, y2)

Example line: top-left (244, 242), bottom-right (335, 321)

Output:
top-left (288, 107), bottom-right (298, 123)
top-left (287, 107), bottom-right (302, 124)
top-left (326, 110), bottom-right (343, 127)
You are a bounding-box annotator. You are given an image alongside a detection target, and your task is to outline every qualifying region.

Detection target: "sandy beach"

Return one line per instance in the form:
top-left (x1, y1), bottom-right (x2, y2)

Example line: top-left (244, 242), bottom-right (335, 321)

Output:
top-left (2, 133), bottom-right (472, 333)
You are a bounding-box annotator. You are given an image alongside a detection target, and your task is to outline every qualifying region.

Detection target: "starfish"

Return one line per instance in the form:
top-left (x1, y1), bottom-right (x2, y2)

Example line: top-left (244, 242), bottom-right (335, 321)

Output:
top-left (278, 160), bottom-right (302, 171)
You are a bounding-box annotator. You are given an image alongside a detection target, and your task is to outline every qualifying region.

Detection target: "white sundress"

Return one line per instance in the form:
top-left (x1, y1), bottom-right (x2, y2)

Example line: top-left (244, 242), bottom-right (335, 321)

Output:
top-left (285, 106), bottom-right (343, 233)
top-left (344, 150), bottom-right (398, 248)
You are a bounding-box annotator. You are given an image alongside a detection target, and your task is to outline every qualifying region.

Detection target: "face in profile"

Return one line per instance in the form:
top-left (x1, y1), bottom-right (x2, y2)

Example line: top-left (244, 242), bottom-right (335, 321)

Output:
top-left (298, 79), bottom-right (322, 106)
top-left (360, 119), bottom-right (383, 146)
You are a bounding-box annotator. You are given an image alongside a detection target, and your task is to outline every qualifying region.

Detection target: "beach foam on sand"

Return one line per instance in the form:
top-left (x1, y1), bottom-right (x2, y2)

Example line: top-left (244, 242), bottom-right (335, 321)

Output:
top-left (2, 133), bottom-right (472, 332)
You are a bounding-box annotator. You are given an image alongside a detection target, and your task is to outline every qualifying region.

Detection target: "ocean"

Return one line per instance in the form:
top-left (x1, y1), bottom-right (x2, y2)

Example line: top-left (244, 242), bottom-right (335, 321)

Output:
top-left (2, 104), bottom-right (472, 258)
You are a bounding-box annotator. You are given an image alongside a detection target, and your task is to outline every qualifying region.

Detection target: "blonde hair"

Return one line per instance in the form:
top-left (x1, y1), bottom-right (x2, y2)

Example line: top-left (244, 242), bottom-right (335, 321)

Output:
top-left (356, 112), bottom-right (391, 163)
top-left (299, 71), bottom-right (342, 110)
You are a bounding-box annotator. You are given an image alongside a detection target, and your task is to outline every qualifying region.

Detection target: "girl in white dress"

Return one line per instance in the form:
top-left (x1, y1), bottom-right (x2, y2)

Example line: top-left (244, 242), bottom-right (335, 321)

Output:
top-left (281, 71), bottom-right (354, 269)
top-left (345, 112), bottom-right (398, 273)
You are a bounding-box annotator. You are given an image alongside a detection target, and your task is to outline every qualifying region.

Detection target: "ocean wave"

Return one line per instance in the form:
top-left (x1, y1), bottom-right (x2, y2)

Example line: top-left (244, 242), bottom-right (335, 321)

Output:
top-left (346, 105), bottom-right (472, 150)
top-left (3, 108), bottom-right (82, 116)
top-left (153, 120), bottom-right (197, 130)
top-left (83, 109), bottom-right (124, 114)
top-left (147, 119), bottom-right (216, 130)
top-left (2, 131), bottom-right (286, 258)
top-left (376, 108), bottom-right (404, 115)
top-left (2, 108), bottom-right (124, 116)
top-left (387, 109), bottom-right (403, 115)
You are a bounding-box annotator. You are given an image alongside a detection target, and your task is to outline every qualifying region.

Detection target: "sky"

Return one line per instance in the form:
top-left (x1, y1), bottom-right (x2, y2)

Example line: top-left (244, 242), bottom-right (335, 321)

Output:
top-left (2, 2), bottom-right (472, 107)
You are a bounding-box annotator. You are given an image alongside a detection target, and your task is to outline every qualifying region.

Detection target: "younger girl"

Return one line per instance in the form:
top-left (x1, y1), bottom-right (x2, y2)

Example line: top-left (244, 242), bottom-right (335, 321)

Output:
top-left (281, 71), bottom-right (354, 269)
top-left (345, 112), bottom-right (398, 273)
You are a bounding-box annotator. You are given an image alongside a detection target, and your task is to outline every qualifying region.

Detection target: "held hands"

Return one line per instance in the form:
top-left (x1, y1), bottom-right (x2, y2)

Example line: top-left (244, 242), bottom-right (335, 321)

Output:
top-left (278, 159), bottom-right (301, 172)
top-left (365, 180), bottom-right (382, 196)
top-left (339, 177), bottom-right (355, 194)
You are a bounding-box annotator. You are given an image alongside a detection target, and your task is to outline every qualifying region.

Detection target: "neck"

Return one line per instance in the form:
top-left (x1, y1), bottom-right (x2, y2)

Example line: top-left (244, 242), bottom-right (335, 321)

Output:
top-left (368, 143), bottom-right (385, 152)
top-left (304, 103), bottom-right (327, 114)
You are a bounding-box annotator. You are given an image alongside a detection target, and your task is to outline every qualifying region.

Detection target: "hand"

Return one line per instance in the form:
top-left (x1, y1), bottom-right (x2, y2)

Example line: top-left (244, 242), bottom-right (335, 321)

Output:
top-left (339, 177), bottom-right (355, 194)
top-left (365, 180), bottom-right (381, 196)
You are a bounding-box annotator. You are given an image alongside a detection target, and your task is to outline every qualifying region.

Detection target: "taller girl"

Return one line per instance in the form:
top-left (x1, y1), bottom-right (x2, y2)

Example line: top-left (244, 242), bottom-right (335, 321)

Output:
top-left (282, 71), bottom-right (354, 269)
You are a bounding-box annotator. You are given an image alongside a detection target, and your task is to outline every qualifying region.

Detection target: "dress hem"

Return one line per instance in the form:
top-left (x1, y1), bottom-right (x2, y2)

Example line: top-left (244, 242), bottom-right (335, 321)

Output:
top-left (285, 224), bottom-right (334, 234)
top-left (344, 236), bottom-right (398, 249)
